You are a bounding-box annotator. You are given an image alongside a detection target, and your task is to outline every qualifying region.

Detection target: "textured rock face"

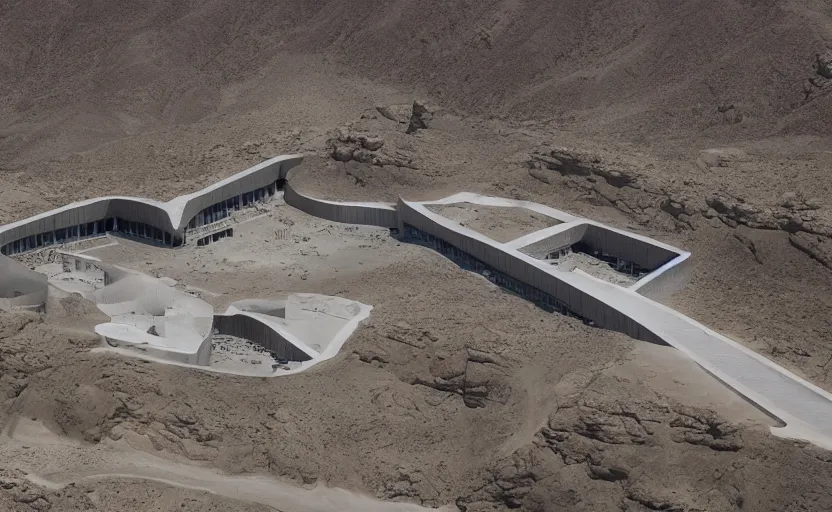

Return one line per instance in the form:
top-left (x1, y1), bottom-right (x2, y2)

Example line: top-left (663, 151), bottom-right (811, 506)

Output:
top-left (406, 101), bottom-right (433, 134)
top-left (529, 148), bottom-right (637, 188)
top-left (328, 127), bottom-right (417, 169)
top-left (790, 232), bottom-right (832, 270)
top-left (817, 50), bottom-right (832, 79)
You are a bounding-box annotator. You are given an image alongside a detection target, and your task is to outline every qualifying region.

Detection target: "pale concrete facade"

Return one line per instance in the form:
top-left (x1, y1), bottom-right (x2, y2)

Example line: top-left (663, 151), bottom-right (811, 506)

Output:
top-left (3, 155), bottom-right (832, 449)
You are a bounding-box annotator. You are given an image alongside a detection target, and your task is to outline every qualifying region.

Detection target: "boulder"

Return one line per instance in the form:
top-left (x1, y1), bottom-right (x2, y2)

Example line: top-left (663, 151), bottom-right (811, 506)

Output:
top-left (817, 50), bottom-right (832, 79)
top-left (406, 100), bottom-right (433, 134)
top-left (375, 104), bottom-right (412, 124)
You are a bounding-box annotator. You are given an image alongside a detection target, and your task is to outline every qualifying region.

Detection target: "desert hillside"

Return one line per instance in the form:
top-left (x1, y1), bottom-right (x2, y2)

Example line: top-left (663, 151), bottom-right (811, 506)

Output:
top-left (1, 1), bottom-right (832, 511)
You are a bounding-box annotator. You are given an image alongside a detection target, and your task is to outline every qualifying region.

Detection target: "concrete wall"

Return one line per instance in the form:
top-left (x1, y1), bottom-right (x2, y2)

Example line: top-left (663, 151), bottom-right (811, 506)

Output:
top-left (0, 198), bottom-right (175, 252)
top-left (284, 181), bottom-right (398, 228)
top-left (176, 155), bottom-right (304, 230)
top-left (102, 335), bottom-right (211, 366)
top-left (214, 314), bottom-right (314, 362)
top-left (0, 254), bottom-right (48, 311)
top-left (517, 222), bottom-right (679, 272)
top-left (630, 253), bottom-right (693, 301)
top-left (0, 155), bottom-right (306, 254)
top-left (398, 199), bottom-right (665, 345)
top-left (517, 225), bottom-right (587, 259)
top-left (582, 223), bottom-right (678, 271)
top-left (58, 251), bottom-right (105, 274)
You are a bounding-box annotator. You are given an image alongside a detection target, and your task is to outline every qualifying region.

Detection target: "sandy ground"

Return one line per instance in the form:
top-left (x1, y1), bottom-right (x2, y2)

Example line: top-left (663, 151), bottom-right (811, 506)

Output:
top-left (2, 1), bottom-right (832, 510)
top-left (426, 204), bottom-right (560, 244)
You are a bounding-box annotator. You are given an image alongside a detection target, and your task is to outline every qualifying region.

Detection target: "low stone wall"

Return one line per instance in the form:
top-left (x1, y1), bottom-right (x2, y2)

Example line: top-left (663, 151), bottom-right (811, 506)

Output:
top-left (284, 182), bottom-right (398, 228)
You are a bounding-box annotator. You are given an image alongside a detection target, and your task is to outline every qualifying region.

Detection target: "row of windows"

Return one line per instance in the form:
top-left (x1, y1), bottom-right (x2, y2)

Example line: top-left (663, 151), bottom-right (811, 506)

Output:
top-left (1, 219), bottom-right (109, 256)
top-left (404, 224), bottom-right (587, 320)
top-left (196, 228), bottom-right (233, 246)
top-left (1, 181), bottom-right (288, 256)
top-left (0, 217), bottom-right (181, 256)
top-left (111, 217), bottom-right (180, 246)
top-left (187, 180), bottom-right (281, 230)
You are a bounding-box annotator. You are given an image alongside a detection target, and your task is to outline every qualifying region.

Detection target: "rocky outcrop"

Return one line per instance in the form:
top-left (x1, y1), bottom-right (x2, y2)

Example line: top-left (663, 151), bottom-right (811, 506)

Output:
top-left (669, 406), bottom-right (743, 452)
top-left (733, 230), bottom-right (762, 264)
top-left (706, 193), bottom-right (818, 233)
top-left (542, 399), bottom-right (742, 457)
top-left (804, 49), bottom-right (832, 100)
top-left (529, 146), bottom-right (832, 271)
top-left (816, 50), bottom-right (832, 80)
top-left (406, 101), bottom-right (433, 134)
top-left (410, 347), bottom-right (511, 408)
top-left (328, 127), bottom-right (417, 169)
top-left (529, 148), bottom-right (637, 188)
top-left (789, 232), bottom-right (832, 270)
top-left (454, 398), bottom-right (744, 510)
top-left (696, 147), bottom-right (750, 169)
top-left (0, 469), bottom-right (51, 511)
top-left (379, 466), bottom-right (441, 504)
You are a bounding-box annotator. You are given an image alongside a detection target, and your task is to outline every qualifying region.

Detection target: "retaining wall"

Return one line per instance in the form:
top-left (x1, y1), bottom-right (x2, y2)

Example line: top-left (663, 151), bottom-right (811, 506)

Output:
top-left (517, 225), bottom-right (587, 258)
top-left (630, 253), bottom-right (693, 301)
top-left (0, 155), bottom-right (306, 255)
top-left (175, 155), bottom-right (304, 229)
top-left (284, 182), bottom-right (398, 228)
top-left (0, 198), bottom-right (176, 252)
top-left (214, 314), bottom-right (314, 362)
top-left (0, 255), bottom-right (48, 311)
top-left (582, 223), bottom-right (679, 271)
top-left (398, 199), bottom-right (664, 345)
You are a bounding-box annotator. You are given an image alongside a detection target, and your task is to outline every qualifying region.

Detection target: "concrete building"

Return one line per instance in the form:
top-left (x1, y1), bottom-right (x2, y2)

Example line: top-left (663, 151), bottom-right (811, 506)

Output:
top-left (3, 155), bottom-right (832, 449)
top-left (0, 154), bottom-right (304, 257)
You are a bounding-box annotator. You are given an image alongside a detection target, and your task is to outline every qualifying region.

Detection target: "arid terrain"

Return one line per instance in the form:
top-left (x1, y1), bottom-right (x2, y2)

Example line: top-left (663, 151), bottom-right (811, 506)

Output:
top-left (2, 1), bottom-right (832, 510)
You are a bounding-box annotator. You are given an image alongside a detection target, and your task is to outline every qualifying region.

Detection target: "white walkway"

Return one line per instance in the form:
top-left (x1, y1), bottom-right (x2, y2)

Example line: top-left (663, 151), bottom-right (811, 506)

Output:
top-left (565, 269), bottom-right (832, 449)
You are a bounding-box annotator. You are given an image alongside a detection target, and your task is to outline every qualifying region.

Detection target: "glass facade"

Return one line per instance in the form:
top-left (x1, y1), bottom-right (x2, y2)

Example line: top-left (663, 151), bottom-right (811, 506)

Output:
top-left (0, 217), bottom-right (179, 256)
top-left (2, 219), bottom-right (107, 256)
top-left (196, 228), bottom-right (233, 247)
top-left (186, 179), bottom-right (280, 230)
top-left (0, 179), bottom-right (284, 256)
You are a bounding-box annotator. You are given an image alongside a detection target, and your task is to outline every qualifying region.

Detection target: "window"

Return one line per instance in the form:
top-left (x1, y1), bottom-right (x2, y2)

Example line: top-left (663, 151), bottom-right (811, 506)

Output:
top-left (106, 218), bottom-right (114, 231)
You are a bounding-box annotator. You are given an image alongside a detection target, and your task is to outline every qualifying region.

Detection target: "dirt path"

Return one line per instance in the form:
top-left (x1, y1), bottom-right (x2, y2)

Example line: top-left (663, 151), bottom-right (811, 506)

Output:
top-left (3, 417), bottom-right (439, 512)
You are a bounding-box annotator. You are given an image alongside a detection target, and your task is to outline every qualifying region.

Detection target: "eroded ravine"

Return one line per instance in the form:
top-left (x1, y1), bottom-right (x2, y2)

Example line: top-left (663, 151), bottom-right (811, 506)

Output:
top-left (2, 416), bottom-right (440, 512)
